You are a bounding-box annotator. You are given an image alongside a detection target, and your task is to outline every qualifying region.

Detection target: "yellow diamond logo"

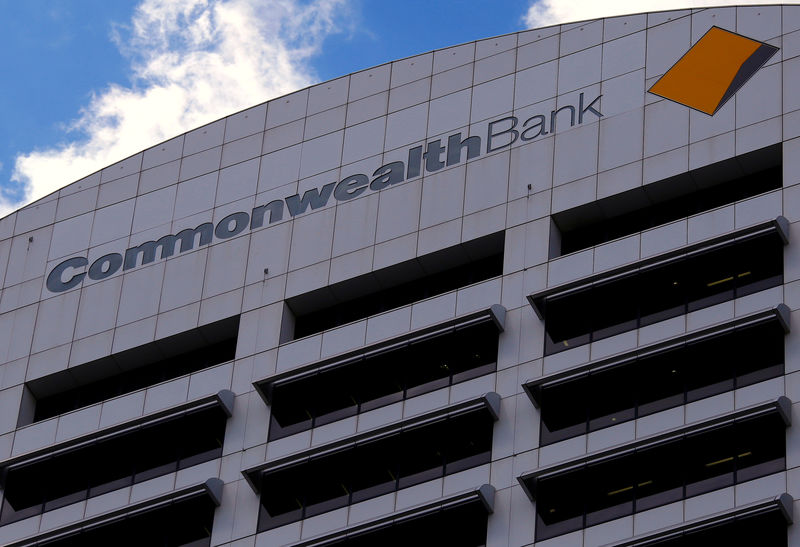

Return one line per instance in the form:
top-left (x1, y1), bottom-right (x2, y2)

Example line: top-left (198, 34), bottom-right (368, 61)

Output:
top-left (648, 26), bottom-right (779, 115)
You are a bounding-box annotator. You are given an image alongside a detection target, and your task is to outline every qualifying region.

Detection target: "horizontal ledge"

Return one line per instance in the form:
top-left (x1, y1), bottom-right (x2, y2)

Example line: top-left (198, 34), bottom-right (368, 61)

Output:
top-left (517, 396), bottom-right (791, 501)
top-left (242, 392), bottom-right (501, 493)
top-left (0, 390), bottom-right (234, 478)
top-left (522, 304), bottom-right (790, 408)
top-left (287, 484), bottom-right (496, 547)
top-left (603, 493), bottom-right (793, 547)
top-left (528, 217), bottom-right (789, 319)
top-left (5, 478), bottom-right (224, 547)
top-left (254, 305), bottom-right (506, 406)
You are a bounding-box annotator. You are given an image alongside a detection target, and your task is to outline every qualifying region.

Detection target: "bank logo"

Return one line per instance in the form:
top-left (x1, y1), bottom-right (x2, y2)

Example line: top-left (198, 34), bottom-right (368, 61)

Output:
top-left (648, 26), bottom-right (778, 115)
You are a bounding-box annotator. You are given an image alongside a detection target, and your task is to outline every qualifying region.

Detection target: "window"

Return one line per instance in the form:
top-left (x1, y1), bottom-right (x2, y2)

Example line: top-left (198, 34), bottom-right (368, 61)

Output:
top-left (286, 232), bottom-right (504, 340)
top-left (262, 310), bottom-right (502, 441)
top-left (254, 407), bottom-right (495, 532)
top-left (532, 224), bottom-right (785, 356)
top-left (550, 144), bottom-right (781, 257)
top-left (0, 404), bottom-right (229, 526)
top-left (28, 316), bottom-right (239, 423)
top-left (530, 315), bottom-right (786, 445)
top-left (526, 412), bottom-right (787, 541)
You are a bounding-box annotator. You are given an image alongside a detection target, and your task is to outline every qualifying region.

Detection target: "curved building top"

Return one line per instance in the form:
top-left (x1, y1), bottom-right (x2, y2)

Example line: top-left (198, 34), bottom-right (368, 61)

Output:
top-left (0, 5), bottom-right (795, 341)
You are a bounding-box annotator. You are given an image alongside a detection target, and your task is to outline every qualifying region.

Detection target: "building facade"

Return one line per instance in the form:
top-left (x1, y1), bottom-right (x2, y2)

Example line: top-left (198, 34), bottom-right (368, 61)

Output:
top-left (0, 5), bottom-right (799, 546)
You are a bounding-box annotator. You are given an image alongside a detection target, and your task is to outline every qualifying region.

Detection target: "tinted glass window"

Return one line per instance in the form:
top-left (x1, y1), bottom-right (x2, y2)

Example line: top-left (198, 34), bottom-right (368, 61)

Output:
top-left (34, 494), bottom-right (216, 547)
top-left (34, 336), bottom-right (237, 422)
top-left (541, 231), bottom-right (784, 356)
top-left (292, 245), bottom-right (504, 339)
top-left (257, 410), bottom-right (494, 532)
top-left (536, 319), bottom-right (784, 446)
top-left (554, 161), bottom-right (781, 256)
top-left (268, 320), bottom-right (500, 441)
top-left (0, 406), bottom-right (228, 526)
top-left (530, 414), bottom-right (786, 542)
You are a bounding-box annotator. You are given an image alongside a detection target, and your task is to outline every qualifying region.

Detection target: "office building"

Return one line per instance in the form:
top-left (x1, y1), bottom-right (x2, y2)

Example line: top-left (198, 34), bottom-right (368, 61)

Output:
top-left (0, 5), bottom-right (799, 545)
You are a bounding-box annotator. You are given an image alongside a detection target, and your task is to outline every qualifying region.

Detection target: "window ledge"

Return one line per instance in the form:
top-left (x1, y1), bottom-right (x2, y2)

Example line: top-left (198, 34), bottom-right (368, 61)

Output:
top-left (4, 478), bottom-right (223, 547)
top-left (523, 304), bottom-right (790, 408)
top-left (242, 392), bottom-right (501, 493)
top-left (602, 492), bottom-right (793, 547)
top-left (517, 396), bottom-right (791, 502)
top-left (286, 484), bottom-right (495, 547)
top-left (254, 304), bottom-right (506, 406)
top-left (0, 390), bottom-right (234, 478)
top-left (529, 217), bottom-right (789, 319)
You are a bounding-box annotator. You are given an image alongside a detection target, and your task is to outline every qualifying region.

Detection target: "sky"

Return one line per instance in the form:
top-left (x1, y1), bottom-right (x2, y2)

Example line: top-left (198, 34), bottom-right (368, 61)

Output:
top-left (0, 0), bottom-right (795, 218)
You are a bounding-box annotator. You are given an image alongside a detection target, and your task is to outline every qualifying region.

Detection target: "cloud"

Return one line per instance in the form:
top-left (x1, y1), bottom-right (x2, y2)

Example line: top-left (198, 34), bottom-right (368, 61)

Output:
top-left (3, 0), bottom-right (348, 218)
top-left (523, 0), bottom-right (798, 28)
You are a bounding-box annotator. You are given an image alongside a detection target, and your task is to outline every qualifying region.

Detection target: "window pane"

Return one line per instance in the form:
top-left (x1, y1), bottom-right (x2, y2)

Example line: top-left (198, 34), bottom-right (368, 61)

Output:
top-left (303, 454), bottom-right (351, 518)
top-left (269, 378), bottom-right (313, 438)
top-left (584, 456), bottom-right (635, 527)
top-left (444, 413), bottom-right (493, 474)
top-left (635, 440), bottom-right (684, 512)
top-left (735, 236), bottom-right (783, 298)
top-left (43, 449), bottom-right (89, 511)
top-left (684, 334), bottom-right (734, 403)
top-left (403, 334), bottom-right (453, 398)
top-left (358, 351), bottom-right (405, 412)
top-left (544, 289), bottom-right (592, 354)
top-left (735, 415), bottom-right (786, 483)
top-left (398, 424), bottom-right (444, 489)
top-left (88, 437), bottom-right (135, 497)
top-left (588, 366), bottom-right (635, 432)
top-left (539, 376), bottom-right (588, 446)
top-left (636, 349), bottom-right (685, 417)
top-left (0, 461), bottom-right (44, 525)
top-left (735, 322), bottom-right (784, 389)
top-left (349, 438), bottom-right (398, 504)
top-left (686, 247), bottom-right (736, 313)
top-left (134, 420), bottom-right (179, 483)
top-left (449, 323), bottom-right (498, 384)
top-left (313, 366), bottom-right (360, 427)
top-left (685, 427), bottom-right (735, 498)
top-left (259, 467), bottom-right (305, 531)
top-left (591, 277), bottom-right (638, 341)
top-left (535, 470), bottom-right (585, 542)
top-left (638, 260), bottom-right (686, 327)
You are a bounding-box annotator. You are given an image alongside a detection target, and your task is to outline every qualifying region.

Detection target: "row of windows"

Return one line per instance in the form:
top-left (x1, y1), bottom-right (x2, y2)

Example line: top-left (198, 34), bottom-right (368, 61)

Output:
top-left (256, 410), bottom-right (495, 532)
top-left (527, 413), bottom-right (786, 541)
top-left (31, 316), bottom-right (239, 423)
top-left (0, 405), bottom-right (228, 526)
top-left (537, 229), bottom-right (785, 355)
top-left (290, 232), bottom-right (504, 339)
top-left (554, 157), bottom-right (781, 256)
top-left (533, 318), bottom-right (785, 445)
top-left (266, 319), bottom-right (500, 440)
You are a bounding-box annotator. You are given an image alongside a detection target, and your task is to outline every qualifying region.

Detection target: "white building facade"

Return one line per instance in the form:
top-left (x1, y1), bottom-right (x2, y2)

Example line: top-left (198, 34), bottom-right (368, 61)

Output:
top-left (0, 5), bottom-right (799, 546)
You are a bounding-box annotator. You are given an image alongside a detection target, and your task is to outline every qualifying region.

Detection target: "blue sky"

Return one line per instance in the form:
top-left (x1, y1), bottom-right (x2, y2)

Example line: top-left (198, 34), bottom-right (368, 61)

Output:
top-left (0, 0), bottom-right (786, 216)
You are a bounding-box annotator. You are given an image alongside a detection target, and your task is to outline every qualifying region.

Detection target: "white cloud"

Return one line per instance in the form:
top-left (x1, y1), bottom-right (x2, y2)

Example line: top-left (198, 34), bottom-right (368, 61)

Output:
top-left (524, 0), bottom-right (798, 28)
top-left (3, 0), bottom-right (348, 218)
